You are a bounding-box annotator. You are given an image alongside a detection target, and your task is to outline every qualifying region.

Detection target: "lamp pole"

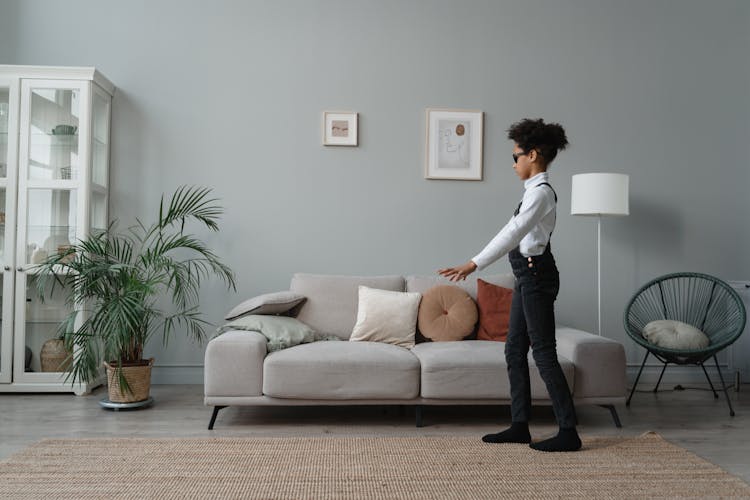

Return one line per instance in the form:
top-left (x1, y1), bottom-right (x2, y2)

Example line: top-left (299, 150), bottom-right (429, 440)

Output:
top-left (570, 173), bottom-right (629, 339)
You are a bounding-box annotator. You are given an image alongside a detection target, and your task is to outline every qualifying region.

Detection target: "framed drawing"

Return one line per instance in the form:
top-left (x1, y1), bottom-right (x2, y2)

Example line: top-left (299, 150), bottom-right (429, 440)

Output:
top-left (425, 108), bottom-right (483, 180)
top-left (323, 111), bottom-right (358, 146)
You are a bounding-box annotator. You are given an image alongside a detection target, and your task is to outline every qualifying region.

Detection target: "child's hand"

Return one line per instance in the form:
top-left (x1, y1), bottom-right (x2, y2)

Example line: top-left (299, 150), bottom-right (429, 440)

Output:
top-left (437, 261), bottom-right (478, 282)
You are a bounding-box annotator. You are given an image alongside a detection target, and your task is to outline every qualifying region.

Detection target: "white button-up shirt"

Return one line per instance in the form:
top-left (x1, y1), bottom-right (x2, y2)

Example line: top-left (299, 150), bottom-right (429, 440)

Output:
top-left (471, 172), bottom-right (557, 270)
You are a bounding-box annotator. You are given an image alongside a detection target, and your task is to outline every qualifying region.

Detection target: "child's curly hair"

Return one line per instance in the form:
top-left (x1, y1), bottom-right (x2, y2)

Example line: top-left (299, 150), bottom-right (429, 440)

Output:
top-left (507, 118), bottom-right (569, 165)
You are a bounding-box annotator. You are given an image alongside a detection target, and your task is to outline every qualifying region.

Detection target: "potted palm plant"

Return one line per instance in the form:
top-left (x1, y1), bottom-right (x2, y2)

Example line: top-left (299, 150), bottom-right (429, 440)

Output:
top-left (35, 186), bottom-right (236, 405)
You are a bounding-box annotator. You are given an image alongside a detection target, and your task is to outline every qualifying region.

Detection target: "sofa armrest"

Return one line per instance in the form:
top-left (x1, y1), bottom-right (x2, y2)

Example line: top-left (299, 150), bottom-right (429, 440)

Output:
top-left (204, 330), bottom-right (267, 398)
top-left (555, 326), bottom-right (627, 399)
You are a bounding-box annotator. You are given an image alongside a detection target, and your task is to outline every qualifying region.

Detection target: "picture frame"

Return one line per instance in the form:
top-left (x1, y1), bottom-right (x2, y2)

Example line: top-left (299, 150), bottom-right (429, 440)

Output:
top-left (323, 111), bottom-right (358, 146)
top-left (425, 108), bottom-right (483, 180)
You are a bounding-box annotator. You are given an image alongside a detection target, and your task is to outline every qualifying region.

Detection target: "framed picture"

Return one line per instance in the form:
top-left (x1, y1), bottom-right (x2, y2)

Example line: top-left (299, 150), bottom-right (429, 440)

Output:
top-left (425, 108), bottom-right (483, 180)
top-left (323, 111), bottom-right (358, 146)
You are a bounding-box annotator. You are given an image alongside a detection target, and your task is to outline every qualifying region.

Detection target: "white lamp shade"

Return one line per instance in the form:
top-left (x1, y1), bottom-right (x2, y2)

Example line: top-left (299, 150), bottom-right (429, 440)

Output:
top-left (571, 173), bottom-right (629, 216)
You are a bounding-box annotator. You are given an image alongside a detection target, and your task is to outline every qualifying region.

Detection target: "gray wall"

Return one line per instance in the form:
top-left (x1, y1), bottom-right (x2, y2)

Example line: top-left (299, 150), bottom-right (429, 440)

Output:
top-left (2, 0), bottom-right (749, 383)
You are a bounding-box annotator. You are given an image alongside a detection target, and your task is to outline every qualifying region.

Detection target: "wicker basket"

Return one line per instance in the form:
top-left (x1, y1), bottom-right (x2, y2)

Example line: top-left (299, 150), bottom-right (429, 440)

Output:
top-left (40, 339), bottom-right (72, 372)
top-left (104, 358), bottom-right (154, 403)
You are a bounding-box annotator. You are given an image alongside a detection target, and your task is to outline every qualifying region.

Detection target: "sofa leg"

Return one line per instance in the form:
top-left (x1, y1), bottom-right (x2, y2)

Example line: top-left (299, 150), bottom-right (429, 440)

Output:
top-left (415, 405), bottom-right (424, 428)
top-left (599, 404), bottom-right (622, 428)
top-left (208, 405), bottom-right (227, 430)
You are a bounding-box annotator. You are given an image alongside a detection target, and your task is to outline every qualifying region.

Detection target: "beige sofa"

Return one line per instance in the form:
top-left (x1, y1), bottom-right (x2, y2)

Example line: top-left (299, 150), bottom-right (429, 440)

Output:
top-left (204, 273), bottom-right (627, 429)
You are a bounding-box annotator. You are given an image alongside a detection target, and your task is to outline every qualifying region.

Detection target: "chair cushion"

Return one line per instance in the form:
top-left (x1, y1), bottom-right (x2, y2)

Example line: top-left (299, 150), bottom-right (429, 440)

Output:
top-left (350, 286), bottom-right (422, 348)
top-left (263, 341), bottom-right (420, 399)
top-left (410, 341), bottom-right (575, 399)
top-left (417, 285), bottom-right (478, 341)
top-left (642, 320), bottom-right (710, 350)
top-left (476, 279), bottom-right (514, 341)
top-left (290, 274), bottom-right (405, 340)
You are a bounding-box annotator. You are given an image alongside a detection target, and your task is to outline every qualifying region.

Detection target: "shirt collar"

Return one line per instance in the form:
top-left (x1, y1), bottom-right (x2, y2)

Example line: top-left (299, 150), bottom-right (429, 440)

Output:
top-left (524, 171), bottom-right (549, 191)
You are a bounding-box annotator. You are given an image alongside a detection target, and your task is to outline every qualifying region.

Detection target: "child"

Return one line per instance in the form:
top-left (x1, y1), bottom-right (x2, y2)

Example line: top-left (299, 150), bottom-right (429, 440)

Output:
top-left (438, 118), bottom-right (580, 452)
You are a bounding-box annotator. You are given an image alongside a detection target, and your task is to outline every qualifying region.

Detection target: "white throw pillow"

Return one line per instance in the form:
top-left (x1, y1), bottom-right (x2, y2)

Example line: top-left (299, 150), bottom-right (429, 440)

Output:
top-left (350, 286), bottom-right (422, 348)
top-left (642, 320), bottom-right (710, 350)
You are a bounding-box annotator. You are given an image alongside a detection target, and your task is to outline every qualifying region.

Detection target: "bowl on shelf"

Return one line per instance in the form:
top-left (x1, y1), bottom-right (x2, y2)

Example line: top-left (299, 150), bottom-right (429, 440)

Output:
top-left (51, 124), bottom-right (77, 136)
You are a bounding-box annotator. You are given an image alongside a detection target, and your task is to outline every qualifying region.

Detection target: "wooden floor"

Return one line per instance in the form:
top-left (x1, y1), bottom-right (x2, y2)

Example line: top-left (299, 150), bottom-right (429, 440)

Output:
top-left (1, 384), bottom-right (748, 483)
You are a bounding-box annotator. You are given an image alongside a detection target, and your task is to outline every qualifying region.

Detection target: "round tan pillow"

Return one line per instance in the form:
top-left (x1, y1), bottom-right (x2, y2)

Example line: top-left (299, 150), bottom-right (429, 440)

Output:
top-left (418, 285), bottom-right (478, 341)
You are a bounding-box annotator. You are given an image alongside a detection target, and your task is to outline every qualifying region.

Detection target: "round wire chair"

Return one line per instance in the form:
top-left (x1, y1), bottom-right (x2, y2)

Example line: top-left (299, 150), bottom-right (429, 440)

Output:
top-left (623, 272), bottom-right (746, 416)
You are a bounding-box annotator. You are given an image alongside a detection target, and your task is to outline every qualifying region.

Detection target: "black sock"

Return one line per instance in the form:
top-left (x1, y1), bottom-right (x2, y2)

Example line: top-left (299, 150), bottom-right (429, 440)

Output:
top-left (529, 427), bottom-right (581, 452)
top-left (482, 421), bottom-right (531, 444)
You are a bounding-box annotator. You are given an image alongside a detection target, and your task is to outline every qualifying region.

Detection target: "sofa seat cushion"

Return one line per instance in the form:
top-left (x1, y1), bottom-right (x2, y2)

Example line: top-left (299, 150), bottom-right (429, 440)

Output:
top-left (411, 341), bottom-right (575, 399)
top-left (263, 341), bottom-right (420, 399)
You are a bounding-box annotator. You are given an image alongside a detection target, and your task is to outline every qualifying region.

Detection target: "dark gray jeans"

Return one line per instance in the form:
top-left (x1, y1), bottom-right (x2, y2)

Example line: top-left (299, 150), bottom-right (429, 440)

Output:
top-left (506, 246), bottom-right (577, 429)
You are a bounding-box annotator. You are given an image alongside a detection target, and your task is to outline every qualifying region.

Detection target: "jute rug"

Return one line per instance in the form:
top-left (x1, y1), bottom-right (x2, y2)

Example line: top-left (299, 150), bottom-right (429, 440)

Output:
top-left (1, 432), bottom-right (748, 499)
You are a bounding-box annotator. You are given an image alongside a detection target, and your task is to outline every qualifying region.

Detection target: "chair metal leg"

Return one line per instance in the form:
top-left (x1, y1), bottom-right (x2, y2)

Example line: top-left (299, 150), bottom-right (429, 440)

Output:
top-left (599, 404), bottom-right (622, 428)
top-left (208, 405), bottom-right (227, 430)
top-left (415, 405), bottom-right (424, 428)
top-left (713, 355), bottom-right (735, 417)
top-left (700, 362), bottom-right (719, 398)
top-left (627, 350), bottom-right (650, 406)
top-left (653, 361), bottom-right (668, 393)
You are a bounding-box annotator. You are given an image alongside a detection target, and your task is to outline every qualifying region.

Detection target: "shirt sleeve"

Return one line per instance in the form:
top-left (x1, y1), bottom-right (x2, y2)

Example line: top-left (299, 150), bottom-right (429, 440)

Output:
top-left (471, 188), bottom-right (554, 270)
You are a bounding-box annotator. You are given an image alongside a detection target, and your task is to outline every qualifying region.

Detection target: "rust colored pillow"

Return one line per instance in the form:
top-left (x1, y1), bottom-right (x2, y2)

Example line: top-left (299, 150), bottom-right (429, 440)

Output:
top-left (417, 285), bottom-right (478, 342)
top-left (476, 278), bottom-right (514, 341)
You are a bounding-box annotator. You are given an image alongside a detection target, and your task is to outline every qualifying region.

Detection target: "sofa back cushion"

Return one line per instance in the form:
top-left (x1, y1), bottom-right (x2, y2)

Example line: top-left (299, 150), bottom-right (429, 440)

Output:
top-left (405, 274), bottom-right (515, 299)
top-left (290, 274), bottom-right (405, 339)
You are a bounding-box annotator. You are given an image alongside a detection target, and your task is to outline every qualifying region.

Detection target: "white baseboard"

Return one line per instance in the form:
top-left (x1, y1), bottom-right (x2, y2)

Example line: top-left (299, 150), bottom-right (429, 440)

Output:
top-left (151, 365), bottom-right (204, 385)
top-left (626, 364), bottom-right (741, 387)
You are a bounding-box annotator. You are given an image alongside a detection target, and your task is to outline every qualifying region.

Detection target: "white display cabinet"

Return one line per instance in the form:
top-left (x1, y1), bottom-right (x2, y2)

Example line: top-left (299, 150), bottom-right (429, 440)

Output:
top-left (0, 66), bottom-right (114, 394)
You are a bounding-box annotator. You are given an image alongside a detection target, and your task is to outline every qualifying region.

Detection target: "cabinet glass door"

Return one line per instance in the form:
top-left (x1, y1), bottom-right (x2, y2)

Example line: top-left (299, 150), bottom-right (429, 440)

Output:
top-left (0, 80), bottom-right (17, 384)
top-left (0, 88), bottom-right (9, 266)
top-left (0, 87), bottom-right (8, 179)
top-left (28, 87), bottom-right (80, 181)
top-left (23, 274), bottom-right (74, 375)
top-left (92, 87), bottom-right (109, 187)
top-left (25, 189), bottom-right (78, 264)
top-left (14, 79), bottom-right (87, 384)
top-left (91, 190), bottom-right (107, 232)
top-left (16, 188), bottom-right (77, 381)
top-left (0, 272), bottom-right (7, 382)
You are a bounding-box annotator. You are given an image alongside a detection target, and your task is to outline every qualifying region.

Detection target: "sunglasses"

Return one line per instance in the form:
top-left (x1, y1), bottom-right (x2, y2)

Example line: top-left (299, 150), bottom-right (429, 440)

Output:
top-left (512, 152), bottom-right (528, 163)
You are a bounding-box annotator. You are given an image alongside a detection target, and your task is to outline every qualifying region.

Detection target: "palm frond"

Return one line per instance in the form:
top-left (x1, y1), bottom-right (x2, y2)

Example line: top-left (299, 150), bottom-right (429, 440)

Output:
top-left (159, 185), bottom-right (223, 232)
top-left (34, 185), bottom-right (236, 388)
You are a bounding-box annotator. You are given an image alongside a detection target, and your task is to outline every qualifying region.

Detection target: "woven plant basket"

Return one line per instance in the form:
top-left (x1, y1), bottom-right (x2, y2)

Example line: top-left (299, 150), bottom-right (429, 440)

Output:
top-left (40, 339), bottom-right (72, 372)
top-left (104, 358), bottom-right (154, 403)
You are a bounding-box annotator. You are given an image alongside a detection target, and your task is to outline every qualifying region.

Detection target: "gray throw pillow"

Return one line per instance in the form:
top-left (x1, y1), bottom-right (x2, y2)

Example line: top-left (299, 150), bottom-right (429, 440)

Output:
top-left (224, 291), bottom-right (307, 321)
top-left (218, 314), bottom-right (338, 352)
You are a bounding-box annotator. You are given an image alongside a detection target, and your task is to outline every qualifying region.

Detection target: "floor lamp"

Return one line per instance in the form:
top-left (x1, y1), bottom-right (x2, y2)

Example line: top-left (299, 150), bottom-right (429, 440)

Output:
top-left (571, 173), bottom-right (629, 336)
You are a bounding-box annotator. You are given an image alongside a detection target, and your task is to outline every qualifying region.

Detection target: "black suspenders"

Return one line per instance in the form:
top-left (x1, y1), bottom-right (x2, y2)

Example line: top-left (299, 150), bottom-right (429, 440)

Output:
top-left (514, 182), bottom-right (557, 216)
top-left (537, 182), bottom-right (558, 202)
